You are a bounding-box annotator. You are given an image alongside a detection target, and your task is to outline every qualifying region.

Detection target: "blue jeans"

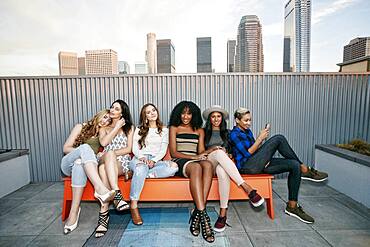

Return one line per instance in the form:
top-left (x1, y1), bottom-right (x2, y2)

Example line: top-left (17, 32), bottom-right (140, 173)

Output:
top-left (60, 144), bottom-right (98, 187)
top-left (240, 135), bottom-right (302, 201)
top-left (129, 155), bottom-right (178, 200)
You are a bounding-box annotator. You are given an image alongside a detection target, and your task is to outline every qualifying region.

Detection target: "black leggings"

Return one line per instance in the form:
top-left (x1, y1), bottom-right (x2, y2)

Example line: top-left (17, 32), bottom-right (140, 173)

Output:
top-left (240, 135), bottom-right (302, 201)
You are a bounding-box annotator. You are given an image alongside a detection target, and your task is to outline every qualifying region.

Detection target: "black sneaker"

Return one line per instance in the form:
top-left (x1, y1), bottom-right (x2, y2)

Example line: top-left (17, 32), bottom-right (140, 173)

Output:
top-left (248, 190), bottom-right (265, 207)
top-left (213, 216), bottom-right (230, 233)
top-left (301, 167), bottom-right (328, 182)
top-left (285, 203), bottom-right (314, 224)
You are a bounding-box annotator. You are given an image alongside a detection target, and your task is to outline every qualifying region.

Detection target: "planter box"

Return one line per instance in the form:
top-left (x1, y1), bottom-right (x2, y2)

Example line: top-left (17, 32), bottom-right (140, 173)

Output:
top-left (315, 145), bottom-right (370, 208)
top-left (0, 149), bottom-right (30, 198)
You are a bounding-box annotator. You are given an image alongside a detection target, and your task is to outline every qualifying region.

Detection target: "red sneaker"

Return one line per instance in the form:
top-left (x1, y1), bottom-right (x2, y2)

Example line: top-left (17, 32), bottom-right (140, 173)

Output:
top-left (248, 190), bottom-right (265, 207)
top-left (213, 216), bottom-right (230, 233)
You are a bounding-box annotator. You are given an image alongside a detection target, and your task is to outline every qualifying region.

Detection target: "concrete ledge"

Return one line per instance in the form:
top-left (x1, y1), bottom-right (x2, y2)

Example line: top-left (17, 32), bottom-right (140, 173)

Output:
top-left (315, 146), bottom-right (370, 208)
top-left (315, 144), bottom-right (370, 167)
top-left (0, 150), bottom-right (30, 198)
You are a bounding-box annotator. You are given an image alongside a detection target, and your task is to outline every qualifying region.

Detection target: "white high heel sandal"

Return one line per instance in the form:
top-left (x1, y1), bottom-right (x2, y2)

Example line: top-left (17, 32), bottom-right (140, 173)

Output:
top-left (63, 207), bottom-right (81, 235)
top-left (94, 190), bottom-right (115, 205)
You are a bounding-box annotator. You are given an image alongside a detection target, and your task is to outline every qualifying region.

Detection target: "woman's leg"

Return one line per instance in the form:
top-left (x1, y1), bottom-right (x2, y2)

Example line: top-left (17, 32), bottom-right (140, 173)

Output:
top-left (215, 165), bottom-right (230, 216)
top-left (208, 150), bottom-right (253, 193)
top-left (186, 162), bottom-right (205, 210)
top-left (100, 150), bottom-right (121, 190)
top-left (147, 161), bottom-right (178, 178)
top-left (199, 160), bottom-right (214, 203)
top-left (263, 158), bottom-right (301, 206)
top-left (129, 159), bottom-right (149, 208)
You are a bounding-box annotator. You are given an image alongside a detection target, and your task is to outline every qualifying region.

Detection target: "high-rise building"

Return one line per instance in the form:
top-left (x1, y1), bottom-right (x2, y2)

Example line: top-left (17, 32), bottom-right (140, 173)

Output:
top-left (337, 37), bottom-right (370, 72)
top-left (58, 51), bottom-right (78, 76)
top-left (235, 15), bottom-right (264, 72)
top-left (78, 57), bottom-right (86, 75)
top-left (227, 40), bottom-right (236, 72)
top-left (157, 39), bottom-right (176, 73)
top-left (146, 33), bottom-right (157, 74)
top-left (343, 37), bottom-right (370, 62)
top-left (135, 62), bottom-right (148, 74)
top-left (197, 37), bottom-right (212, 73)
top-left (118, 61), bottom-right (130, 74)
top-left (85, 49), bottom-right (118, 75)
top-left (283, 0), bottom-right (311, 72)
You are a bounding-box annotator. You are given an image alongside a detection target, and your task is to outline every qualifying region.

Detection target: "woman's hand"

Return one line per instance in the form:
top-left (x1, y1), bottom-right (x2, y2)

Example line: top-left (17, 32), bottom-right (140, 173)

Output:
top-left (146, 160), bottom-right (155, 168)
top-left (114, 118), bottom-right (126, 129)
top-left (196, 153), bottom-right (208, 160)
top-left (257, 128), bottom-right (269, 142)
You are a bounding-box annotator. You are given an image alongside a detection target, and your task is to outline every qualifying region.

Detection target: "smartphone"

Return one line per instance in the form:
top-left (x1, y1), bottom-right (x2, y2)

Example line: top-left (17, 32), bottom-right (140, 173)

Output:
top-left (265, 123), bottom-right (271, 130)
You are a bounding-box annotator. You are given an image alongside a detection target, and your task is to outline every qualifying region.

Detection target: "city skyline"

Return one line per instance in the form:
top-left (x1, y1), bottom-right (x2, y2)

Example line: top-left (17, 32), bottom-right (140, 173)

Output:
top-left (0, 0), bottom-right (369, 75)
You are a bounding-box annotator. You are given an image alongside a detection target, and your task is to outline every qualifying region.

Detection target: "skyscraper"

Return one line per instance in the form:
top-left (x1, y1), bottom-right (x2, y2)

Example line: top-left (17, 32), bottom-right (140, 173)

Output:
top-left (156, 39), bottom-right (175, 73)
top-left (197, 37), bottom-right (212, 73)
top-left (343, 37), bottom-right (370, 62)
top-left (58, 51), bottom-right (78, 76)
top-left (283, 0), bottom-right (311, 72)
top-left (227, 40), bottom-right (236, 72)
top-left (235, 15), bottom-right (264, 72)
top-left (78, 57), bottom-right (86, 75)
top-left (85, 49), bottom-right (118, 75)
top-left (146, 33), bottom-right (157, 74)
top-left (118, 61), bottom-right (130, 74)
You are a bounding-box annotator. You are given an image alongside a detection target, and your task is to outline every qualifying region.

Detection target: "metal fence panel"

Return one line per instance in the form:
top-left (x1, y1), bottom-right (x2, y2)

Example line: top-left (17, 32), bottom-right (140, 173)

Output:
top-left (1, 73), bottom-right (369, 182)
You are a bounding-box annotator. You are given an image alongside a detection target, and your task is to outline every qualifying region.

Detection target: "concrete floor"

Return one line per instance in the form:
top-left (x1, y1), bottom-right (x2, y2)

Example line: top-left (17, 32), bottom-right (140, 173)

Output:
top-left (0, 179), bottom-right (369, 247)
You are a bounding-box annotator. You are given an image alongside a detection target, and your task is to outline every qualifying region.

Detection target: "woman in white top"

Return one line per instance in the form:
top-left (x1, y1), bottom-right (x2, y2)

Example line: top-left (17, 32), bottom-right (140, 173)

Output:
top-left (129, 103), bottom-right (178, 225)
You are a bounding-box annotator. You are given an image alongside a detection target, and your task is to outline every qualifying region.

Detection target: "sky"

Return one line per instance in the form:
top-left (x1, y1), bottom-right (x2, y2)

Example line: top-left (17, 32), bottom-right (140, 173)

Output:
top-left (0, 0), bottom-right (369, 76)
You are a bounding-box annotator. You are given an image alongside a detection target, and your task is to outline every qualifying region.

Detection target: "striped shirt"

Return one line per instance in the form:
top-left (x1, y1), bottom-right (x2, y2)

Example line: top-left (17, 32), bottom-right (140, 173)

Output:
top-left (175, 133), bottom-right (199, 155)
top-left (229, 126), bottom-right (255, 169)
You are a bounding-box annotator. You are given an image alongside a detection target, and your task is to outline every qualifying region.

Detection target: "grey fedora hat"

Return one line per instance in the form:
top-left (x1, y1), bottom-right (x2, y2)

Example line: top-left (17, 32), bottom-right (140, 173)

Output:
top-left (202, 105), bottom-right (229, 120)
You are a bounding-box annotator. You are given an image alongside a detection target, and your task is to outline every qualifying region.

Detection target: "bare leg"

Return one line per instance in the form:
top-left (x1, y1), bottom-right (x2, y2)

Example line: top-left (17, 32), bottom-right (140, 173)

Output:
top-left (101, 151), bottom-right (121, 190)
top-left (84, 162), bottom-right (110, 195)
top-left (200, 160), bottom-right (214, 203)
top-left (65, 187), bottom-right (83, 226)
top-left (186, 163), bottom-right (205, 210)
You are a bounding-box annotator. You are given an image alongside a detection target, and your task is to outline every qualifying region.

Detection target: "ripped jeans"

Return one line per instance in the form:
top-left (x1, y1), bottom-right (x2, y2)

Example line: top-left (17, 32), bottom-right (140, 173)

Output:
top-left (129, 155), bottom-right (178, 200)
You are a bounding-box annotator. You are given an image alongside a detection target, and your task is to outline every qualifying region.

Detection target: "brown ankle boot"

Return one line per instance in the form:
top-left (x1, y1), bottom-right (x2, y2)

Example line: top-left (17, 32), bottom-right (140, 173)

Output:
top-left (130, 207), bottom-right (143, 225)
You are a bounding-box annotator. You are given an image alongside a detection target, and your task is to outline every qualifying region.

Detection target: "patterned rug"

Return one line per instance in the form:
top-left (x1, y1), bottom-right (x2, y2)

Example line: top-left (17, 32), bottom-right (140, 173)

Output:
top-left (83, 207), bottom-right (230, 247)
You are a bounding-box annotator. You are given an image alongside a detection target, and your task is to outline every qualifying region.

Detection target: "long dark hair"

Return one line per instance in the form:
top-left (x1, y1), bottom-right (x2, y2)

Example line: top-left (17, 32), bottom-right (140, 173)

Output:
top-left (204, 112), bottom-right (229, 146)
top-left (111, 99), bottom-right (133, 135)
top-left (138, 103), bottom-right (163, 149)
top-left (169, 101), bottom-right (203, 130)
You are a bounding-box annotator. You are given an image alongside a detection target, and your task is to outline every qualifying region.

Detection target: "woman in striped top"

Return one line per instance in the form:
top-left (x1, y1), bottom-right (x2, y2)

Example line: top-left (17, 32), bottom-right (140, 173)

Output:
top-left (169, 101), bottom-right (215, 243)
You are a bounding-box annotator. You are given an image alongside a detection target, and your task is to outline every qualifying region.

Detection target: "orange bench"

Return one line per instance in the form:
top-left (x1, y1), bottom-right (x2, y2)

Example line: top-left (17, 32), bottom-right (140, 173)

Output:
top-left (62, 174), bottom-right (274, 221)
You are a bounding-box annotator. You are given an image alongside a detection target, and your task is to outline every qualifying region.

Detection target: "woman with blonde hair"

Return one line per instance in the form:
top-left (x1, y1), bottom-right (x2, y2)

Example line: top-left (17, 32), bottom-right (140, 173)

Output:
top-left (61, 109), bottom-right (115, 235)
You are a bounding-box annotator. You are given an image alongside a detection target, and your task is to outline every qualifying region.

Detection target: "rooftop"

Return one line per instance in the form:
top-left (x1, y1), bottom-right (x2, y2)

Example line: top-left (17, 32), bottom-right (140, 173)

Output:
top-left (0, 179), bottom-right (369, 246)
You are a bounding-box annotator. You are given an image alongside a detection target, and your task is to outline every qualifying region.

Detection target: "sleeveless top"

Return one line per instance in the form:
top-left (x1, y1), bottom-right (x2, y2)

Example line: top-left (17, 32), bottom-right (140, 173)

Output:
top-left (104, 133), bottom-right (131, 173)
top-left (85, 137), bottom-right (100, 154)
top-left (175, 133), bottom-right (199, 155)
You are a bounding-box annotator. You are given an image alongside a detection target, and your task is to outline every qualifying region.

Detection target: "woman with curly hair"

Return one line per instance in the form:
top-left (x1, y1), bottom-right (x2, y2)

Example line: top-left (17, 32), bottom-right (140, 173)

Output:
top-left (202, 105), bottom-right (264, 232)
top-left (129, 103), bottom-right (178, 225)
top-left (169, 101), bottom-right (215, 243)
top-left (61, 109), bottom-right (115, 235)
top-left (95, 99), bottom-right (134, 237)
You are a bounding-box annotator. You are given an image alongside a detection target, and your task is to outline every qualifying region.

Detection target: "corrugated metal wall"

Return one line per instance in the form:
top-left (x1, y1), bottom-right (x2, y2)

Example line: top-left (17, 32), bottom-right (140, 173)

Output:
top-left (1, 73), bottom-right (369, 182)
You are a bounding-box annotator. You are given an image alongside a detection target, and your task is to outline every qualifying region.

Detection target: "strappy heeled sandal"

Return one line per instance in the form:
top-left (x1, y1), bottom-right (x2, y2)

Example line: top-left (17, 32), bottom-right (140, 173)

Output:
top-left (113, 190), bottom-right (130, 212)
top-left (200, 209), bottom-right (215, 243)
top-left (95, 210), bottom-right (109, 238)
top-left (188, 208), bottom-right (201, 236)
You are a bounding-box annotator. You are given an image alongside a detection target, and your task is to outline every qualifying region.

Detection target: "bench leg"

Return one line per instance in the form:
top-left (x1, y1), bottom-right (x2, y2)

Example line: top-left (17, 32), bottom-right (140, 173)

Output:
top-left (266, 197), bottom-right (274, 219)
top-left (62, 199), bottom-right (72, 221)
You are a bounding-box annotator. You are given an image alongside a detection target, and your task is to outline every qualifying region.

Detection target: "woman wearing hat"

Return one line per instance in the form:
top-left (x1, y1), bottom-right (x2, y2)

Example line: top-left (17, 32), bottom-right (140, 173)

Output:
top-left (202, 105), bottom-right (264, 233)
top-left (229, 108), bottom-right (328, 224)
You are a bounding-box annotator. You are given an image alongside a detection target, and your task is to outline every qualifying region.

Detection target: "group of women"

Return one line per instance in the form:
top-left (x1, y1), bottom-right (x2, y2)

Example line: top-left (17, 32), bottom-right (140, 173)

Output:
top-left (61, 100), bottom-right (328, 243)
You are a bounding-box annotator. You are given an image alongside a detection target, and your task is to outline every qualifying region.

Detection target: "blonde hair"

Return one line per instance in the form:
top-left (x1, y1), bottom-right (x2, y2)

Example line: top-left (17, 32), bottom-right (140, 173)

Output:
top-left (73, 109), bottom-right (110, 147)
top-left (234, 107), bottom-right (250, 120)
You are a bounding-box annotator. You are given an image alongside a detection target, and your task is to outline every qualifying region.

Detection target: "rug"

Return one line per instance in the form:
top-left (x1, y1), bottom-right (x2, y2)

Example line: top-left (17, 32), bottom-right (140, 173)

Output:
top-left (84, 207), bottom-right (231, 247)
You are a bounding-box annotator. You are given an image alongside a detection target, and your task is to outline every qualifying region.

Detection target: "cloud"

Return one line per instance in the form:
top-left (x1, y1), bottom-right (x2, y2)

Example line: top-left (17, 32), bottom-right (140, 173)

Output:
top-left (313, 0), bottom-right (358, 24)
